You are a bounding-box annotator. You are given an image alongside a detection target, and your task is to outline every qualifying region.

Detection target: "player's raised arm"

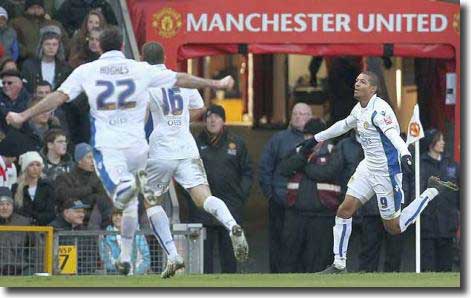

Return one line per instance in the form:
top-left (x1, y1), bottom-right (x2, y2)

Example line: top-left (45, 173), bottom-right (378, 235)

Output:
top-left (5, 91), bottom-right (69, 127)
top-left (175, 73), bottom-right (234, 91)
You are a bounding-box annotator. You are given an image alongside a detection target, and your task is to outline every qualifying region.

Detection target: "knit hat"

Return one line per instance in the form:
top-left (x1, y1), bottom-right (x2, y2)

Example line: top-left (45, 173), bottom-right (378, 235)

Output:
top-left (303, 118), bottom-right (326, 135)
top-left (25, 0), bottom-right (45, 10)
top-left (19, 151), bottom-right (43, 173)
top-left (40, 25), bottom-right (61, 37)
top-left (0, 7), bottom-right (8, 20)
top-left (0, 187), bottom-right (13, 204)
top-left (205, 104), bottom-right (226, 122)
top-left (74, 143), bottom-right (93, 162)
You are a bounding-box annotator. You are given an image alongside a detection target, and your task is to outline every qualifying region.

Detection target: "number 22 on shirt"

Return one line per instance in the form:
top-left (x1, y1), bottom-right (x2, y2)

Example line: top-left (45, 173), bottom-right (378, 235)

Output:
top-left (95, 79), bottom-right (136, 110)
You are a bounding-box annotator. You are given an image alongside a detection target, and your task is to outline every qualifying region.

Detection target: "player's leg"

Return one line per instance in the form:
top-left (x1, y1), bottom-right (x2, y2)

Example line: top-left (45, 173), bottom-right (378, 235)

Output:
top-left (320, 163), bottom-right (373, 274)
top-left (144, 158), bottom-right (183, 278)
top-left (92, 147), bottom-right (139, 275)
top-left (383, 176), bottom-right (458, 234)
top-left (178, 158), bottom-right (248, 262)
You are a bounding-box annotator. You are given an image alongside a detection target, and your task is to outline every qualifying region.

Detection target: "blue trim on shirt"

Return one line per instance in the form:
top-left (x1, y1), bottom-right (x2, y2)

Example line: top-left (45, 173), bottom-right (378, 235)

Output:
top-left (371, 111), bottom-right (402, 212)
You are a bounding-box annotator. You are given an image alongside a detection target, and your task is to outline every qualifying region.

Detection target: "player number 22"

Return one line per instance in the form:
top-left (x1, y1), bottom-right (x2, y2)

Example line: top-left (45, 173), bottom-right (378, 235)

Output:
top-left (96, 79), bottom-right (136, 110)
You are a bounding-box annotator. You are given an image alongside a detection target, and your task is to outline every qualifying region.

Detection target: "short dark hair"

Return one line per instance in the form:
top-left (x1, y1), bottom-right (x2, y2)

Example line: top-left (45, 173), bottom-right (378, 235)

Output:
top-left (44, 128), bottom-right (66, 144)
top-left (36, 80), bottom-right (52, 90)
top-left (141, 42), bottom-right (165, 65)
top-left (99, 26), bottom-right (123, 53)
top-left (361, 71), bottom-right (379, 93)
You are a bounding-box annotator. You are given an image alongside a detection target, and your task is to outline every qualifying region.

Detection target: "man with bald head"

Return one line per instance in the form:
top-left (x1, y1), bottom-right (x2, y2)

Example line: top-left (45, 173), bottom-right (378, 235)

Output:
top-left (259, 102), bottom-right (312, 273)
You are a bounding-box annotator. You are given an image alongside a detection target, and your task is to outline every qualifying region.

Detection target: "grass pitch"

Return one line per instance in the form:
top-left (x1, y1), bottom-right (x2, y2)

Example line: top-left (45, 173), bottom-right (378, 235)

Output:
top-left (0, 272), bottom-right (460, 287)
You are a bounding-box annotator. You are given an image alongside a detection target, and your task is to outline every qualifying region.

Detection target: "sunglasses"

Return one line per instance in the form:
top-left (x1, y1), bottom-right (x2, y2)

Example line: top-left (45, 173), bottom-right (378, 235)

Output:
top-left (2, 81), bottom-right (15, 86)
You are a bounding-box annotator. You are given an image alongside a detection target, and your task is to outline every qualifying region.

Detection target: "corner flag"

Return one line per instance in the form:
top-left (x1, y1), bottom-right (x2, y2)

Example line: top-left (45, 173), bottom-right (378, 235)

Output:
top-left (406, 104), bottom-right (424, 146)
top-left (406, 104), bottom-right (424, 273)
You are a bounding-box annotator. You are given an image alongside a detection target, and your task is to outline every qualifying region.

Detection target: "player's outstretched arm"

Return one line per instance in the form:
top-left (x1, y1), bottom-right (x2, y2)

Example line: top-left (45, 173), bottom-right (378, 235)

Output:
top-left (175, 73), bottom-right (234, 90)
top-left (315, 116), bottom-right (355, 142)
top-left (5, 91), bottom-right (69, 127)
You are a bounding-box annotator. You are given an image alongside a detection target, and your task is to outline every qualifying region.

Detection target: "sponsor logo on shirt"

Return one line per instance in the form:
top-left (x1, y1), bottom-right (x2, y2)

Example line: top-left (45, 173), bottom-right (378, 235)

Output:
top-left (384, 115), bottom-right (393, 125)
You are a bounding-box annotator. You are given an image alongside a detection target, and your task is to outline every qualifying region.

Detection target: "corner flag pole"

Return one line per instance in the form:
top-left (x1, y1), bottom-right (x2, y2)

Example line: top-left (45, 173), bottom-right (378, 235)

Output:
top-left (406, 104), bottom-right (424, 273)
top-left (414, 139), bottom-right (421, 273)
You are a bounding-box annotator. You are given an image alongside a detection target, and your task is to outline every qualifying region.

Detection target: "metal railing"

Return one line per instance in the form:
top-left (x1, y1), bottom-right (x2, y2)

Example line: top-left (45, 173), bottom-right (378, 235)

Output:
top-left (0, 224), bottom-right (204, 276)
top-left (0, 226), bottom-right (53, 275)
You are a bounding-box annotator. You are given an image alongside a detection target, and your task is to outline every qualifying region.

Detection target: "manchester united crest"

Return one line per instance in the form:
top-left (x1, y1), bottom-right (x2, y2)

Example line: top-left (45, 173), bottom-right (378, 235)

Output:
top-left (152, 8), bottom-right (182, 39)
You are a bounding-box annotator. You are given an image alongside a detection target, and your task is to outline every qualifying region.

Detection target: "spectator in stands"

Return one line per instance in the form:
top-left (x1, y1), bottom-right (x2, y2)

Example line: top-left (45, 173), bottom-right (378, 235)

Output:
top-left (278, 118), bottom-right (341, 273)
top-left (185, 104), bottom-right (253, 274)
top-left (0, 56), bottom-right (17, 72)
top-left (0, 186), bottom-right (34, 275)
top-left (56, 0), bottom-right (117, 38)
top-left (10, 0), bottom-right (69, 62)
top-left (0, 1), bottom-right (20, 20)
top-left (0, 128), bottom-right (40, 185)
top-left (420, 128), bottom-right (460, 272)
top-left (0, 69), bottom-right (30, 132)
top-left (0, 7), bottom-right (19, 61)
top-left (99, 208), bottom-right (151, 275)
top-left (68, 10), bottom-right (106, 68)
top-left (55, 143), bottom-right (113, 230)
top-left (40, 128), bottom-right (73, 181)
top-left (20, 28), bottom-right (71, 93)
top-left (0, 131), bottom-right (18, 188)
top-left (259, 102), bottom-right (312, 273)
top-left (27, 95), bottom-right (62, 144)
top-left (11, 151), bottom-right (56, 225)
top-left (49, 198), bottom-right (89, 230)
top-left (31, 80), bottom-right (69, 138)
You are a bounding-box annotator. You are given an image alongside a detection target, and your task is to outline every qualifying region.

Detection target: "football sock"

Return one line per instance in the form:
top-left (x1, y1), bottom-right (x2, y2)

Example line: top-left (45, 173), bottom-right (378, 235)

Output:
top-left (147, 205), bottom-right (179, 261)
top-left (120, 204), bottom-right (139, 263)
top-left (332, 216), bottom-right (352, 269)
top-left (203, 196), bottom-right (237, 231)
top-left (399, 188), bottom-right (439, 232)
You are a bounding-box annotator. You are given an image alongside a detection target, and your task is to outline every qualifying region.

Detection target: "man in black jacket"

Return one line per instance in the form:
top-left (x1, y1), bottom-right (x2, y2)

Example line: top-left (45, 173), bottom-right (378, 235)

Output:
top-left (186, 104), bottom-right (253, 273)
top-left (278, 118), bottom-right (342, 272)
top-left (0, 70), bottom-right (30, 132)
top-left (258, 102), bottom-right (312, 273)
top-left (54, 142), bottom-right (112, 229)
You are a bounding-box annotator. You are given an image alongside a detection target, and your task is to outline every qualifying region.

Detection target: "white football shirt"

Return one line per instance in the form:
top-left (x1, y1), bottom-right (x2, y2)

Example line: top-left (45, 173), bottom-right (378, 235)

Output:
top-left (58, 51), bottom-right (177, 149)
top-left (147, 80), bottom-right (204, 160)
top-left (349, 95), bottom-right (402, 175)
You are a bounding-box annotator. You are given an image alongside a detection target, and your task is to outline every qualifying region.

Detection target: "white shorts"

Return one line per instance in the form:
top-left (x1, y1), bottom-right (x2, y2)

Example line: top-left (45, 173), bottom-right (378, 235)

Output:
top-left (146, 158), bottom-right (208, 196)
top-left (92, 143), bottom-right (149, 199)
top-left (346, 161), bottom-right (404, 220)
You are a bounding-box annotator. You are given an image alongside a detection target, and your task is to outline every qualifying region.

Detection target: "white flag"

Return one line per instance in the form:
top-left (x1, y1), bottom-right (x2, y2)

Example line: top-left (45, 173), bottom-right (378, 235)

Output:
top-left (406, 104), bottom-right (424, 146)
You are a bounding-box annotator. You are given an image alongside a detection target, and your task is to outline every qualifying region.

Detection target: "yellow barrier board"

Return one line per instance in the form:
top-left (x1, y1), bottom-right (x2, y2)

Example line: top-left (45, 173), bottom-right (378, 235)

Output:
top-left (58, 245), bottom-right (77, 274)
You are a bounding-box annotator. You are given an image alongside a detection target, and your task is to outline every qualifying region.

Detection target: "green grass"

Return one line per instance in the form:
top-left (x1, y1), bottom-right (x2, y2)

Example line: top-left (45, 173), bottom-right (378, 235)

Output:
top-left (0, 272), bottom-right (460, 287)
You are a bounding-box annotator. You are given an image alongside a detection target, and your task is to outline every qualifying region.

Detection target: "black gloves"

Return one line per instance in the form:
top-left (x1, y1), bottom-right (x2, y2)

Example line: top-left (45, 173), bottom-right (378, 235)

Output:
top-left (401, 154), bottom-right (413, 174)
top-left (297, 137), bottom-right (318, 155)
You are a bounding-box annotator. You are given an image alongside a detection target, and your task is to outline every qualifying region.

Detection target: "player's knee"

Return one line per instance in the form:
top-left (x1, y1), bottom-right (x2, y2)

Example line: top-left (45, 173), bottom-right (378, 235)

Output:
top-left (114, 178), bottom-right (138, 208)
